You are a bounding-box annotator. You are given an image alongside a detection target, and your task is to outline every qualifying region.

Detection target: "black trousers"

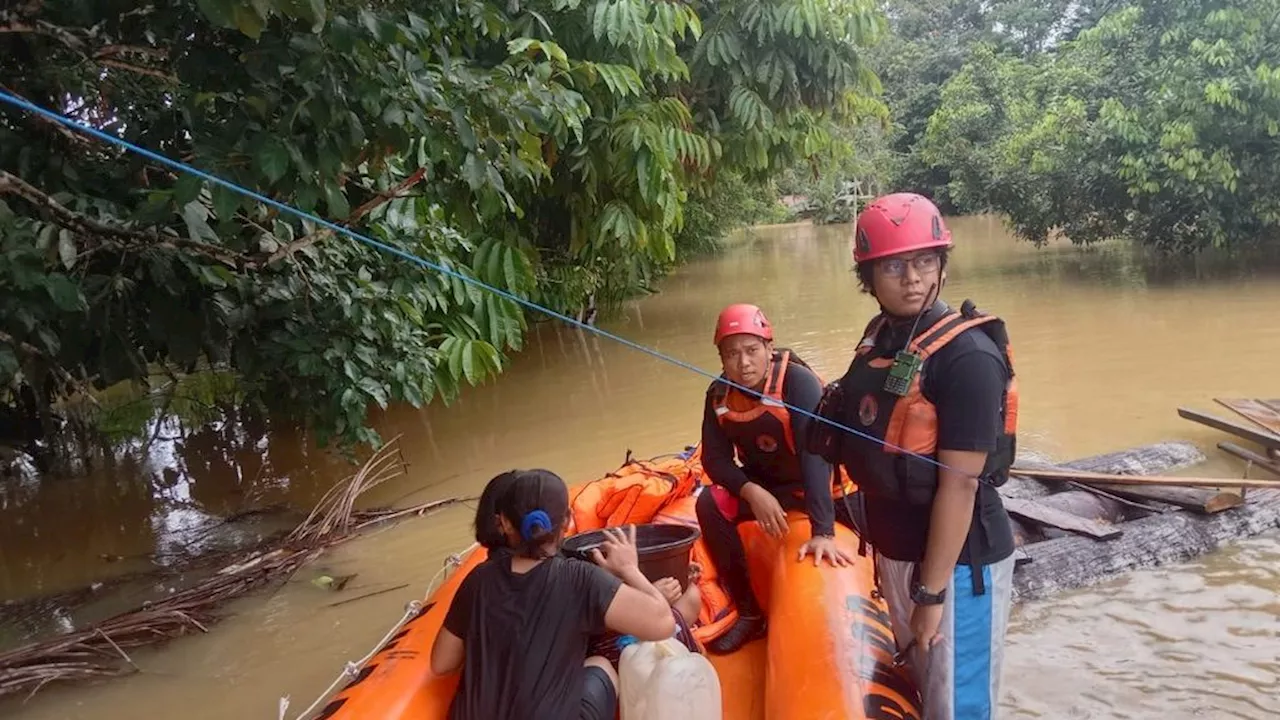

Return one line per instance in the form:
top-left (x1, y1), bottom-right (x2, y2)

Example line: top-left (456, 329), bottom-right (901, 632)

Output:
top-left (694, 484), bottom-right (863, 615)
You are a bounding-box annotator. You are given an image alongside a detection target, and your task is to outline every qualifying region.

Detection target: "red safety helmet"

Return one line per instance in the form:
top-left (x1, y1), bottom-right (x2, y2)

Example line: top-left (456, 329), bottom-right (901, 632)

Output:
top-left (853, 192), bottom-right (953, 264)
top-left (713, 303), bottom-right (773, 346)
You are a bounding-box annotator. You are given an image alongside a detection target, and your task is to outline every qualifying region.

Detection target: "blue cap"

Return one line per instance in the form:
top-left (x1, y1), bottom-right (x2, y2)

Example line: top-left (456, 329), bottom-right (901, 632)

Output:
top-left (616, 634), bottom-right (638, 651)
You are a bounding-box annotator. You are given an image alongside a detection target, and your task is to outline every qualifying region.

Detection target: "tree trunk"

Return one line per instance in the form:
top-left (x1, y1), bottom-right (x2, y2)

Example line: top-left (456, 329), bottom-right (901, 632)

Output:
top-left (1013, 488), bottom-right (1280, 602)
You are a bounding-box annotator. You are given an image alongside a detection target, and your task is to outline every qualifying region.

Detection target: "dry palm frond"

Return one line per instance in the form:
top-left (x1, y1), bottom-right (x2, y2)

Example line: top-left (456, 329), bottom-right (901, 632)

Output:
top-left (0, 435), bottom-right (469, 701)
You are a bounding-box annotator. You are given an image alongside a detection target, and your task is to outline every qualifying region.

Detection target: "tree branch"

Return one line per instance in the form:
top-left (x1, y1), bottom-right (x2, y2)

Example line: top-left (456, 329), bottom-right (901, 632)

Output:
top-left (0, 170), bottom-right (249, 268)
top-left (0, 18), bottom-right (84, 49)
top-left (2, 14), bottom-right (172, 81)
top-left (0, 84), bottom-right (89, 146)
top-left (94, 44), bottom-right (168, 60)
top-left (261, 168), bottom-right (429, 266)
top-left (0, 329), bottom-right (99, 407)
top-left (97, 58), bottom-right (177, 84)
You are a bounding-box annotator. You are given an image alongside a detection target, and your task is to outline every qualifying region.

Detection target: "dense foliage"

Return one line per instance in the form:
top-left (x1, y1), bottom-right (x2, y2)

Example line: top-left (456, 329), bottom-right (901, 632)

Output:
top-left (921, 0), bottom-right (1280, 251)
top-left (0, 0), bottom-right (883, 461)
top-left (867, 0), bottom-right (1109, 212)
top-left (868, 0), bottom-right (1280, 253)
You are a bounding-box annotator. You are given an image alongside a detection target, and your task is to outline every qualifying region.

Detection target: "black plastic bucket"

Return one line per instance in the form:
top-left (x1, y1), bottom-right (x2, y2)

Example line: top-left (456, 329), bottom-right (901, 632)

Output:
top-left (562, 523), bottom-right (702, 591)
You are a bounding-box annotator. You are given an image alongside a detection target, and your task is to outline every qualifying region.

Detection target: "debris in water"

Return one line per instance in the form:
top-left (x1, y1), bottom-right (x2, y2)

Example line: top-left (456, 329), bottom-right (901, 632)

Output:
top-left (0, 435), bottom-right (470, 701)
top-left (310, 574), bottom-right (356, 592)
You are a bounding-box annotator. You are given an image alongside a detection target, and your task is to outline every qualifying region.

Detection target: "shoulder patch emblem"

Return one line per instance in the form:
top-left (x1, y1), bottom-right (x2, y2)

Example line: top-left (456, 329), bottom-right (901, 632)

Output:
top-left (858, 394), bottom-right (878, 427)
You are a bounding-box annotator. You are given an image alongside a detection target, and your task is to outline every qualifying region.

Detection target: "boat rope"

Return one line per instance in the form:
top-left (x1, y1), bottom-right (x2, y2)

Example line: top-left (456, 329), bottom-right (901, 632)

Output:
top-left (277, 542), bottom-right (480, 720)
top-left (0, 90), bottom-right (973, 478)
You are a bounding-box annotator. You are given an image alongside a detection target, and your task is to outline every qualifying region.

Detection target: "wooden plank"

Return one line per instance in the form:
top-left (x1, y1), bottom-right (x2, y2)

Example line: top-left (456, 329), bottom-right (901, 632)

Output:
top-left (1059, 481), bottom-right (1166, 513)
top-left (1001, 442), bottom-right (1204, 544)
top-left (1002, 497), bottom-right (1122, 540)
top-left (1003, 441), bottom-right (1206, 502)
top-left (1218, 441), bottom-right (1280, 478)
top-left (1090, 484), bottom-right (1244, 515)
top-left (1214, 398), bottom-right (1280, 436)
top-left (1012, 466), bottom-right (1240, 515)
top-left (1177, 407), bottom-right (1280, 451)
top-left (1011, 466), bottom-right (1280, 490)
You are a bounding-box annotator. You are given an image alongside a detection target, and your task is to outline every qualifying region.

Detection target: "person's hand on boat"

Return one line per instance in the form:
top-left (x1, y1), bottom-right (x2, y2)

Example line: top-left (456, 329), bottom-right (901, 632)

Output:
top-left (910, 602), bottom-right (945, 651)
top-left (590, 524), bottom-right (640, 577)
top-left (654, 577), bottom-right (682, 605)
top-left (796, 535), bottom-right (855, 567)
top-left (742, 483), bottom-right (788, 538)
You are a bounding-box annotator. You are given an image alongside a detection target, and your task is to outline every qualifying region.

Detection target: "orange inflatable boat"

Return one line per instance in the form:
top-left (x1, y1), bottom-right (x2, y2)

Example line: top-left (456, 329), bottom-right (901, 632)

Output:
top-left (311, 449), bottom-right (921, 720)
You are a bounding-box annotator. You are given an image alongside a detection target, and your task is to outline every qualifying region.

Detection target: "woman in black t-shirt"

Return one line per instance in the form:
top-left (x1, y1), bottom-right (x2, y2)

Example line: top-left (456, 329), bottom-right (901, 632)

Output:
top-left (430, 469), bottom-right (677, 720)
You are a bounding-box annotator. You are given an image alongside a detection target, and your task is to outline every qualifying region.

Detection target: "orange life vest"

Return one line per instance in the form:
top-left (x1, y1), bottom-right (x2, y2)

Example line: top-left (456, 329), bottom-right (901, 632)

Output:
top-left (708, 349), bottom-right (857, 500)
top-left (841, 302), bottom-right (1018, 506)
top-left (565, 453), bottom-right (700, 536)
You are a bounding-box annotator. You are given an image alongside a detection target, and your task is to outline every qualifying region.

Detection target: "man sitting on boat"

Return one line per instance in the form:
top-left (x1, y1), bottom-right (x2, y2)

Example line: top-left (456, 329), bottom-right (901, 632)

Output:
top-left (695, 303), bottom-right (860, 654)
top-left (812, 192), bottom-right (1018, 719)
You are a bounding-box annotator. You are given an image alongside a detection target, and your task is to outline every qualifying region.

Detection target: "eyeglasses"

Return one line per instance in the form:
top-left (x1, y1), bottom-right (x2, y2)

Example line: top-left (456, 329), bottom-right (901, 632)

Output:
top-left (876, 253), bottom-right (941, 278)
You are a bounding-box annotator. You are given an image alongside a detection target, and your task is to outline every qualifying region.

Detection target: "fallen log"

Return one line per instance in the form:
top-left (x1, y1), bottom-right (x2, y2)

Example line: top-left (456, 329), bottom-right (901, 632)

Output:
top-left (1013, 488), bottom-right (1280, 602)
top-left (1178, 407), bottom-right (1280, 451)
top-left (1002, 497), bottom-right (1122, 540)
top-left (1218, 441), bottom-right (1280, 478)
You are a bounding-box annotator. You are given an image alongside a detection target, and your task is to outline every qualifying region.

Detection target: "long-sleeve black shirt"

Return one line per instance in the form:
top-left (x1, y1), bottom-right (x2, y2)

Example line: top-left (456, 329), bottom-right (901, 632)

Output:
top-left (700, 362), bottom-right (838, 537)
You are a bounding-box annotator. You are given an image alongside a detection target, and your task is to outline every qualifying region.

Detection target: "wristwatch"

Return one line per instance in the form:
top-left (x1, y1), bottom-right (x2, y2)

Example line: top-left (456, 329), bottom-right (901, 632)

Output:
top-left (910, 582), bottom-right (946, 606)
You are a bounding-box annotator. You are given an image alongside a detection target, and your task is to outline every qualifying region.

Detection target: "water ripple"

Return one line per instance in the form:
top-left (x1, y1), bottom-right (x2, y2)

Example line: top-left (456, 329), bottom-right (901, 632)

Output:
top-left (1003, 534), bottom-right (1280, 719)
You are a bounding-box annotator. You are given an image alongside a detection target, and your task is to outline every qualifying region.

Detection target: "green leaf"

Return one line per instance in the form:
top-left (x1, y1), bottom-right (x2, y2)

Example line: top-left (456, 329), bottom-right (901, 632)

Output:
top-left (232, 4), bottom-right (266, 39)
top-left (307, 0), bottom-right (327, 31)
top-left (323, 183), bottom-right (350, 218)
top-left (182, 202), bottom-right (218, 243)
top-left (212, 184), bottom-right (241, 220)
top-left (45, 274), bottom-right (82, 311)
top-left (461, 154), bottom-right (486, 189)
top-left (452, 108), bottom-right (477, 150)
top-left (461, 341), bottom-right (479, 385)
top-left (36, 223), bottom-right (57, 251)
top-left (358, 377), bottom-right (388, 409)
top-left (503, 247), bottom-right (520, 292)
top-left (403, 378), bottom-right (424, 407)
top-left (195, 0), bottom-right (236, 27)
top-left (174, 174), bottom-right (202, 206)
top-left (57, 230), bottom-right (77, 270)
top-left (484, 294), bottom-right (501, 344)
top-left (446, 337), bottom-right (465, 381)
top-left (258, 138), bottom-right (290, 184)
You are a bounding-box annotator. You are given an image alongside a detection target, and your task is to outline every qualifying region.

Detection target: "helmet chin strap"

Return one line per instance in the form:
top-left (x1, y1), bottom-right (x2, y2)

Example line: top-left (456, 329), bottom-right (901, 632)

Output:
top-left (879, 279), bottom-right (943, 324)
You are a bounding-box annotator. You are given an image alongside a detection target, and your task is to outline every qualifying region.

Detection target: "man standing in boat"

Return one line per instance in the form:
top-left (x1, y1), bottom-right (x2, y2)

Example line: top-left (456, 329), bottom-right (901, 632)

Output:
top-left (812, 192), bottom-right (1018, 719)
top-left (695, 303), bottom-right (859, 654)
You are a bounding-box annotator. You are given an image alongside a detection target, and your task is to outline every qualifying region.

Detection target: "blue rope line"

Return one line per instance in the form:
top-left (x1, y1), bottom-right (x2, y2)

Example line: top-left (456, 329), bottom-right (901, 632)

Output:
top-left (0, 89), bottom-right (963, 477)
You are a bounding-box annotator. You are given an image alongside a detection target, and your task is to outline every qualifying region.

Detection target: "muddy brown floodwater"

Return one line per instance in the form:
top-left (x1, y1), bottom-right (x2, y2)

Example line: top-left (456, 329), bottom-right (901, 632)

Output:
top-left (3, 217), bottom-right (1280, 718)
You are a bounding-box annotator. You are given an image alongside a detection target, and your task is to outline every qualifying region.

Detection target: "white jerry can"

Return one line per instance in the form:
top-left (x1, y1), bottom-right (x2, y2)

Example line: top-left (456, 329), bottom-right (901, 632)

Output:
top-left (617, 636), bottom-right (722, 720)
